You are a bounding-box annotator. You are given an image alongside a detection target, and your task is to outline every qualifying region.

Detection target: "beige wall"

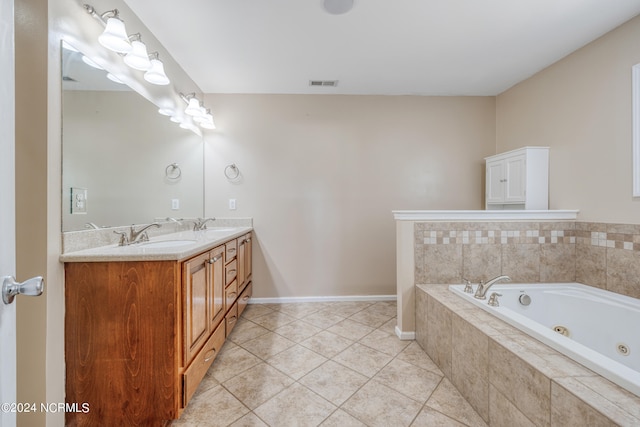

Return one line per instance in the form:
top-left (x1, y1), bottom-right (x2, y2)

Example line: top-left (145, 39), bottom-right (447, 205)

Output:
top-left (496, 15), bottom-right (640, 223)
top-left (204, 95), bottom-right (496, 298)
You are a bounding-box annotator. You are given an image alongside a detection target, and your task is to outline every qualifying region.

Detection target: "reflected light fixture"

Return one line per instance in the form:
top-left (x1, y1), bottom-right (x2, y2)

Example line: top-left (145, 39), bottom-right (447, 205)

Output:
top-left (123, 33), bottom-right (151, 70)
top-left (179, 93), bottom-right (216, 130)
top-left (106, 73), bottom-right (125, 84)
top-left (97, 9), bottom-right (132, 53)
top-left (158, 107), bottom-right (174, 116)
top-left (184, 97), bottom-right (202, 117)
top-left (144, 52), bottom-right (170, 85)
top-left (322, 0), bottom-right (354, 15)
top-left (81, 55), bottom-right (103, 70)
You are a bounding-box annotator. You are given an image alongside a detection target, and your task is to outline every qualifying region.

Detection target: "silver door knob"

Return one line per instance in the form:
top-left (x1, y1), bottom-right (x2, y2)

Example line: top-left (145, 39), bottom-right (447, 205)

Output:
top-left (2, 275), bottom-right (44, 305)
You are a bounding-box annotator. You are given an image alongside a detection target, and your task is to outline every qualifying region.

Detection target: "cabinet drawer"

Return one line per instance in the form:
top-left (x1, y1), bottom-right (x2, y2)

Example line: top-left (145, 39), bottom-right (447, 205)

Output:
top-left (225, 239), bottom-right (237, 263)
top-left (226, 279), bottom-right (238, 309)
top-left (225, 302), bottom-right (238, 337)
top-left (183, 321), bottom-right (225, 407)
top-left (238, 282), bottom-right (252, 317)
top-left (225, 259), bottom-right (237, 286)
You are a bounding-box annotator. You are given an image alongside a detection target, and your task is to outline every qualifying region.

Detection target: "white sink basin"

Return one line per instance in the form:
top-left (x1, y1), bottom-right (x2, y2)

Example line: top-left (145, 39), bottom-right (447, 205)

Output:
top-left (141, 240), bottom-right (197, 248)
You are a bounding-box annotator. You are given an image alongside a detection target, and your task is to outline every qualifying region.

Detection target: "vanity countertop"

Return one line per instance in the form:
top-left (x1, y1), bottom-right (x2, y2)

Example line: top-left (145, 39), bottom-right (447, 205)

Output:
top-left (59, 227), bottom-right (252, 263)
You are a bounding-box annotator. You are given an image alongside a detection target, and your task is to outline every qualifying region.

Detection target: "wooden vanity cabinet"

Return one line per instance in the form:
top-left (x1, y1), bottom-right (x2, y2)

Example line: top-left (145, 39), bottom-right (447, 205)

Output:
top-left (65, 236), bottom-right (250, 426)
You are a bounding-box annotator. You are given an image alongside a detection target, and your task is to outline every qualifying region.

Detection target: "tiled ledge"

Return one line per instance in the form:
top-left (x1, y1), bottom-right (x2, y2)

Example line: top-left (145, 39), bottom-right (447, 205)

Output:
top-left (416, 285), bottom-right (640, 426)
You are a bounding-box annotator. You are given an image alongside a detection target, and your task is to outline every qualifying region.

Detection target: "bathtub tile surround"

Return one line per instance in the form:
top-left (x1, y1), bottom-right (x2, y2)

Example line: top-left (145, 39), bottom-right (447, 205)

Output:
top-left (417, 285), bottom-right (640, 426)
top-left (409, 215), bottom-right (640, 306)
top-left (173, 300), bottom-right (489, 427)
top-left (415, 221), bottom-right (577, 284)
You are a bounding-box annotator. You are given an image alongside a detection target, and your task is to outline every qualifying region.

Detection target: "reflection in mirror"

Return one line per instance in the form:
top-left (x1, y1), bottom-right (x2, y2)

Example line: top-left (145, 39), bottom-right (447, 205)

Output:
top-left (61, 42), bottom-right (204, 231)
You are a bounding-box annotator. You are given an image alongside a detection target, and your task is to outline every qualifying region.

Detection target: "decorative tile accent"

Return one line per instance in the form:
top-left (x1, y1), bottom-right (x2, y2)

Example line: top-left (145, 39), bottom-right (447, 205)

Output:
top-left (415, 220), bottom-right (640, 299)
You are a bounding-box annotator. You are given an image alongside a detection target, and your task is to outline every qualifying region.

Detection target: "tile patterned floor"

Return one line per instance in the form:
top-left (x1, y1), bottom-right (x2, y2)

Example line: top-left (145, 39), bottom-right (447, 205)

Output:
top-left (172, 301), bottom-right (487, 427)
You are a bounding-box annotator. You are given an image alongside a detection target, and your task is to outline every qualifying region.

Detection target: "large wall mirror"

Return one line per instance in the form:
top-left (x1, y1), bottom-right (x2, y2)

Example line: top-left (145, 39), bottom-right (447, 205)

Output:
top-left (61, 43), bottom-right (204, 232)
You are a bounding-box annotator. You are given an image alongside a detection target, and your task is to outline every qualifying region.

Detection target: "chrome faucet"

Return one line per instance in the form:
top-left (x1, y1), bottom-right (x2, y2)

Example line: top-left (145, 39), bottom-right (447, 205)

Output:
top-left (193, 217), bottom-right (215, 231)
top-left (129, 223), bottom-right (161, 244)
top-left (474, 275), bottom-right (511, 299)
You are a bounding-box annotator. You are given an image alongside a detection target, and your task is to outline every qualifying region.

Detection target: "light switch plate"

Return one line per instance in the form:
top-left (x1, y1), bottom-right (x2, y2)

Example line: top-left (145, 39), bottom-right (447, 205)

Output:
top-left (229, 199), bottom-right (236, 210)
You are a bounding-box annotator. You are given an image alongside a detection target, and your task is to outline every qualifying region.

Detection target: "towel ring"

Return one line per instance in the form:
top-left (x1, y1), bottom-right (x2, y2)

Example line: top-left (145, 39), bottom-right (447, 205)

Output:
top-left (165, 163), bottom-right (182, 180)
top-left (224, 164), bottom-right (240, 180)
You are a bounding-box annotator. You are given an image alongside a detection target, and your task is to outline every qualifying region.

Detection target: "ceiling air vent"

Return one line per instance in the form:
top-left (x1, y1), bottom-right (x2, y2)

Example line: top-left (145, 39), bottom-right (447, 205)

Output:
top-left (309, 80), bottom-right (338, 87)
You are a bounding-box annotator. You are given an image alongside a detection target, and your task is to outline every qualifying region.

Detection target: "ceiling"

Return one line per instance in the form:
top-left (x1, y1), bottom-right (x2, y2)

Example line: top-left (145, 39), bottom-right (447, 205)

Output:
top-left (123, 0), bottom-right (640, 96)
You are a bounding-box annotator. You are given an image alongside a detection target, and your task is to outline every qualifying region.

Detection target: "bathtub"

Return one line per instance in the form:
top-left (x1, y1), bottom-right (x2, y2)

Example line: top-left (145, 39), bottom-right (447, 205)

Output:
top-left (449, 282), bottom-right (640, 397)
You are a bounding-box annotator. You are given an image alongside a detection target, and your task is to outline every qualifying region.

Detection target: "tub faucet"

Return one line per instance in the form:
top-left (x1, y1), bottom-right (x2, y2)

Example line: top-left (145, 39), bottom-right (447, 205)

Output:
top-left (474, 275), bottom-right (511, 299)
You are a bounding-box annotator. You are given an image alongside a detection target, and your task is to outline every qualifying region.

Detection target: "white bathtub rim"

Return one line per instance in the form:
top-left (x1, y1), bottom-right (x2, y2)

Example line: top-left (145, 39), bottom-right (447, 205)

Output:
top-left (449, 283), bottom-right (640, 398)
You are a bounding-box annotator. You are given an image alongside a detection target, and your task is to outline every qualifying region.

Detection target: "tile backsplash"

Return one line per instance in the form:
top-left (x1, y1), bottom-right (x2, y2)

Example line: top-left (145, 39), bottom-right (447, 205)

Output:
top-left (415, 221), bottom-right (640, 299)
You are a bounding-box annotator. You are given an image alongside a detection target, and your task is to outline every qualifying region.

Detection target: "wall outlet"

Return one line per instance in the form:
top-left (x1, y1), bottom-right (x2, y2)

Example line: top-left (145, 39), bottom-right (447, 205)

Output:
top-left (171, 199), bottom-right (180, 210)
top-left (70, 187), bottom-right (87, 214)
top-left (229, 199), bottom-right (236, 210)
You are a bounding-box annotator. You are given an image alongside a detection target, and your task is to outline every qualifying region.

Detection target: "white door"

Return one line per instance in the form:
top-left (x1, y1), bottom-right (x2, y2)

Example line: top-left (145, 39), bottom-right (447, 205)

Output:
top-left (0, 0), bottom-right (16, 425)
top-left (504, 154), bottom-right (526, 203)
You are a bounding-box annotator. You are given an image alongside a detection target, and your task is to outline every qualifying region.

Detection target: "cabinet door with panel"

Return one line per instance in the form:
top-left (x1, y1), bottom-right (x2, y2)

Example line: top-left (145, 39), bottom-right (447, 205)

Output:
top-left (503, 154), bottom-right (526, 202)
top-left (183, 252), bottom-right (211, 364)
top-left (208, 246), bottom-right (225, 330)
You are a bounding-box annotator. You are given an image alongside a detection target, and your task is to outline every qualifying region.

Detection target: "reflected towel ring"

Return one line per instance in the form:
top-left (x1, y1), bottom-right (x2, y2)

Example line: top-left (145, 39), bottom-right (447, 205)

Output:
top-left (165, 163), bottom-right (182, 180)
top-left (224, 164), bottom-right (240, 180)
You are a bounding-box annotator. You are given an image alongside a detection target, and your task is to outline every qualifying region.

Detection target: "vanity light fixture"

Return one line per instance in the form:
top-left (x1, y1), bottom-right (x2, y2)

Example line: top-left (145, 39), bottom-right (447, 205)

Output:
top-left (179, 92), bottom-right (216, 130)
top-left (144, 52), bottom-right (170, 85)
top-left (184, 96), bottom-right (203, 117)
top-left (123, 34), bottom-right (151, 71)
top-left (97, 10), bottom-right (132, 53)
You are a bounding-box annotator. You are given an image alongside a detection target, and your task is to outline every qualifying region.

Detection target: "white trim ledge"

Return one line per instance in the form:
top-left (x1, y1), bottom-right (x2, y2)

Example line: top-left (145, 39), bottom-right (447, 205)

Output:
top-left (395, 326), bottom-right (415, 341)
top-left (392, 210), bottom-right (579, 221)
top-left (249, 295), bottom-right (396, 304)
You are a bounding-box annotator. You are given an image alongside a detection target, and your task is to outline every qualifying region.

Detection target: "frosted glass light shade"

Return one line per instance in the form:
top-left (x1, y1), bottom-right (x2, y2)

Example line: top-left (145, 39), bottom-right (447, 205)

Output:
top-left (184, 98), bottom-right (202, 116)
top-left (144, 58), bottom-right (170, 85)
top-left (199, 117), bottom-right (216, 130)
top-left (98, 17), bottom-right (132, 53)
top-left (123, 40), bottom-right (152, 70)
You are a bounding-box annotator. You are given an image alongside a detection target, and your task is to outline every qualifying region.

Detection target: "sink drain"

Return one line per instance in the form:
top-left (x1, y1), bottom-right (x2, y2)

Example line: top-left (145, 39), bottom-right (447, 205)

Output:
top-left (617, 343), bottom-right (631, 356)
top-left (553, 325), bottom-right (570, 337)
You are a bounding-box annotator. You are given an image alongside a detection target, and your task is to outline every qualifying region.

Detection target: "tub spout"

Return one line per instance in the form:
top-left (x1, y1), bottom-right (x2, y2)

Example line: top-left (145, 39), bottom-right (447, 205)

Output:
top-left (474, 275), bottom-right (511, 299)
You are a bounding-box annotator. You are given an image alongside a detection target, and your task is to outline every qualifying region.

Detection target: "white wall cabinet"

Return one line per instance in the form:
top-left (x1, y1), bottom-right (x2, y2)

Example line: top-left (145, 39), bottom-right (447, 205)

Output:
top-left (485, 147), bottom-right (549, 210)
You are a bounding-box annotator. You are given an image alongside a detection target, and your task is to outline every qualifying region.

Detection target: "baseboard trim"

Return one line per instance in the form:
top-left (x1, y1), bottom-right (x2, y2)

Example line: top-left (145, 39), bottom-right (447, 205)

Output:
top-left (395, 326), bottom-right (415, 341)
top-left (249, 294), bottom-right (396, 304)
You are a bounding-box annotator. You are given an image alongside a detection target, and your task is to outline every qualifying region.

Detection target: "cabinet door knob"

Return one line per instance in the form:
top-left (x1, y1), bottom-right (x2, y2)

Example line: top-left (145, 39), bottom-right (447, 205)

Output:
top-left (208, 255), bottom-right (222, 264)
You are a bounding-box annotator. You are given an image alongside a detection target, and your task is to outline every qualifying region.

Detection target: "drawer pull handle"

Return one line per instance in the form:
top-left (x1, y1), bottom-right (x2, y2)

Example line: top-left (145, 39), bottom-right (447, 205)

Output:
top-left (227, 248), bottom-right (236, 253)
top-left (228, 269), bottom-right (236, 275)
top-left (228, 316), bottom-right (237, 324)
top-left (228, 292), bottom-right (237, 299)
top-left (204, 348), bottom-right (217, 362)
top-left (242, 295), bottom-right (250, 301)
